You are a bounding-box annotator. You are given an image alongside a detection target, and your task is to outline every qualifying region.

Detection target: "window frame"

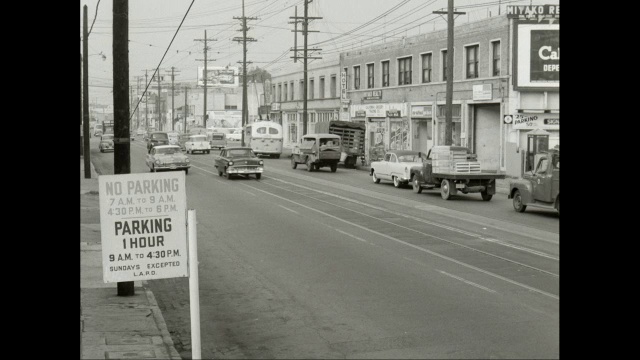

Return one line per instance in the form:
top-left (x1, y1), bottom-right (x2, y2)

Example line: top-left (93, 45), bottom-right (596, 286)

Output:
top-left (397, 56), bottom-right (412, 86)
top-left (420, 52), bottom-right (432, 83)
top-left (491, 40), bottom-right (501, 76)
top-left (353, 65), bottom-right (361, 90)
top-left (465, 43), bottom-right (480, 79)
top-left (381, 60), bottom-right (390, 87)
top-left (366, 62), bottom-right (375, 89)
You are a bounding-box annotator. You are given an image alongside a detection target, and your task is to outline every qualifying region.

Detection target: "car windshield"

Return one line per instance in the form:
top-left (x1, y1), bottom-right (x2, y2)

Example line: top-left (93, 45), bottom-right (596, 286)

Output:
top-left (102, 135), bottom-right (114, 140)
top-left (156, 147), bottom-right (181, 155)
top-left (152, 133), bottom-right (168, 140)
top-left (302, 138), bottom-right (316, 146)
top-left (398, 154), bottom-right (421, 162)
top-left (191, 136), bottom-right (207, 141)
top-left (228, 149), bottom-right (254, 157)
top-left (211, 134), bottom-right (224, 139)
top-left (319, 138), bottom-right (339, 146)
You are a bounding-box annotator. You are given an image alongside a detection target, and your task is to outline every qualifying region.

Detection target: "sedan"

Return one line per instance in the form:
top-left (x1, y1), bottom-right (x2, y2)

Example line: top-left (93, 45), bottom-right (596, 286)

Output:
top-left (370, 150), bottom-right (424, 188)
top-left (146, 145), bottom-right (191, 174)
top-left (99, 134), bottom-right (114, 153)
top-left (214, 147), bottom-right (264, 179)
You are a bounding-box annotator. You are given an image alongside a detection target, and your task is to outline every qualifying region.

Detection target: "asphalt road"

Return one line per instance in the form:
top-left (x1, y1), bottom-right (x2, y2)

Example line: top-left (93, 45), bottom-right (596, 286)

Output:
top-left (89, 135), bottom-right (559, 359)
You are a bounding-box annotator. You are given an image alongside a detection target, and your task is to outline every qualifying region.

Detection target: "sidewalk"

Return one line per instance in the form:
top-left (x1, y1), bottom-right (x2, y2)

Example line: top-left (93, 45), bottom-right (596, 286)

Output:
top-left (80, 157), bottom-right (181, 359)
top-left (279, 147), bottom-right (511, 195)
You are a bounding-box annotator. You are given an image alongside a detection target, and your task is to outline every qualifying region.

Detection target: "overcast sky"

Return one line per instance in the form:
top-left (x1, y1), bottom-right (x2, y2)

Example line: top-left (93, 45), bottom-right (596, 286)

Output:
top-left (80, 0), bottom-right (557, 107)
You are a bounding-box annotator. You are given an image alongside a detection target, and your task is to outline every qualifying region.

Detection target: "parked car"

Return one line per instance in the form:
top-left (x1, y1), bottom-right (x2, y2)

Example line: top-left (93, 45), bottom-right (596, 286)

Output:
top-left (370, 150), bottom-right (425, 188)
top-left (98, 134), bottom-right (114, 153)
top-left (178, 134), bottom-right (191, 151)
top-left (145, 145), bottom-right (191, 174)
top-left (208, 132), bottom-right (227, 150)
top-left (508, 149), bottom-right (559, 214)
top-left (146, 131), bottom-right (169, 152)
top-left (136, 128), bottom-right (146, 136)
top-left (185, 134), bottom-right (211, 154)
top-left (214, 147), bottom-right (264, 179)
top-left (94, 124), bottom-right (103, 137)
top-left (167, 132), bottom-right (180, 146)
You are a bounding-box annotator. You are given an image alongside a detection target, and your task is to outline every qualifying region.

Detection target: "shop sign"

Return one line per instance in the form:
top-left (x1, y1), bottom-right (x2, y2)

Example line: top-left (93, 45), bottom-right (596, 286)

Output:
top-left (386, 110), bottom-right (401, 118)
top-left (506, 5), bottom-right (559, 20)
top-left (355, 110), bottom-right (366, 117)
top-left (271, 103), bottom-right (281, 111)
top-left (351, 103), bottom-right (404, 118)
top-left (363, 90), bottom-right (382, 100)
top-left (473, 84), bottom-right (492, 100)
top-left (512, 114), bottom-right (559, 130)
top-left (340, 71), bottom-right (347, 101)
top-left (411, 105), bottom-right (432, 118)
top-left (339, 111), bottom-right (350, 121)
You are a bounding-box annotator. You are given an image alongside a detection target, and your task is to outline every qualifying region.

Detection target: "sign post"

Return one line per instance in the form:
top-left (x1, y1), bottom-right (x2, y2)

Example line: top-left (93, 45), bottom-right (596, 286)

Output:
top-left (188, 209), bottom-right (202, 359)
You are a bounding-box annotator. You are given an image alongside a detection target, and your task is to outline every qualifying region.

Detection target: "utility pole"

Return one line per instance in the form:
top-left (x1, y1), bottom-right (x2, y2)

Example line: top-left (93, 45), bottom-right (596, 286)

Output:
top-left (155, 70), bottom-right (162, 131)
top-left (290, 0), bottom-right (322, 138)
top-left (234, 0), bottom-right (258, 147)
top-left (134, 75), bottom-right (143, 130)
top-left (195, 31), bottom-right (217, 128)
top-left (82, 5), bottom-right (91, 178)
top-left (184, 86), bottom-right (188, 133)
top-left (113, 0), bottom-right (133, 297)
top-left (144, 70), bottom-right (149, 131)
top-left (434, 1), bottom-right (465, 146)
top-left (166, 67), bottom-right (181, 131)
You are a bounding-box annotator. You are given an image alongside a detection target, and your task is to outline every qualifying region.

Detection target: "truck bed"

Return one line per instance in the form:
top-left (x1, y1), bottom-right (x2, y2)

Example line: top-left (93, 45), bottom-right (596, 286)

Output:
top-left (431, 172), bottom-right (506, 180)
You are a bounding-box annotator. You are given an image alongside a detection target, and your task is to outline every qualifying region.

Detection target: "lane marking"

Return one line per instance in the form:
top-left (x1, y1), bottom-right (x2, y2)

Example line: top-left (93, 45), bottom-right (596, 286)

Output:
top-left (278, 205), bottom-right (298, 214)
top-left (437, 270), bottom-right (497, 294)
top-left (239, 182), bottom-right (559, 300)
top-left (335, 229), bottom-right (368, 243)
top-left (263, 176), bottom-right (558, 261)
top-left (259, 180), bottom-right (559, 278)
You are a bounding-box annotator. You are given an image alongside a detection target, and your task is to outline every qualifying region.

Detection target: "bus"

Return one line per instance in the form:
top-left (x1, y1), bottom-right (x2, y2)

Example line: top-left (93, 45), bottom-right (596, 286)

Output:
top-left (244, 121), bottom-right (283, 158)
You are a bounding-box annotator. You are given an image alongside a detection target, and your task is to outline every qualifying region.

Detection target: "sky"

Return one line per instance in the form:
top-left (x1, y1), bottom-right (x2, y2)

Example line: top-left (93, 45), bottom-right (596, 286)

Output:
top-left (80, 0), bottom-right (558, 107)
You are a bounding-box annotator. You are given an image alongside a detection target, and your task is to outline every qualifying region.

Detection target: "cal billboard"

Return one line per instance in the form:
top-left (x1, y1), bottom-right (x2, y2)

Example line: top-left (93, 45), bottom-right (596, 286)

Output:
top-left (197, 66), bottom-right (239, 88)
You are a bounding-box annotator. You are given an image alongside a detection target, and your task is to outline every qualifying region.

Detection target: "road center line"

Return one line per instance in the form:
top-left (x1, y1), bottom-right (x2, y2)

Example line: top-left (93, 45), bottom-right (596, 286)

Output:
top-left (240, 182), bottom-right (559, 300)
top-left (437, 270), bottom-right (497, 294)
top-left (278, 205), bottom-right (298, 214)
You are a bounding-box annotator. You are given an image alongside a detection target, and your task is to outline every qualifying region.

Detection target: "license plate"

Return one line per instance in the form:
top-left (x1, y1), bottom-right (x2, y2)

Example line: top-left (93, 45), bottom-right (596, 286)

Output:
top-left (455, 183), bottom-right (465, 189)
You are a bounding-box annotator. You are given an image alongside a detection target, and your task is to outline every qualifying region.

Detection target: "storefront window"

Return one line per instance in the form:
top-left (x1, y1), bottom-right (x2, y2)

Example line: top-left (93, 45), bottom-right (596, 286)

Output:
top-left (389, 120), bottom-right (409, 150)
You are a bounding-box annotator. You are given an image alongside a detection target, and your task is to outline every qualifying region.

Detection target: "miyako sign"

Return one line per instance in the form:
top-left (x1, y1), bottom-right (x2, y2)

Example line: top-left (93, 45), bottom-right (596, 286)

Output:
top-left (99, 171), bottom-right (188, 283)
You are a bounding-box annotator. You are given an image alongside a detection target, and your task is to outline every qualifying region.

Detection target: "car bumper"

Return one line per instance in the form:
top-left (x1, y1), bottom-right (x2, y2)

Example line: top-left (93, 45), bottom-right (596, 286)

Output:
top-left (227, 166), bottom-right (264, 174)
top-left (155, 164), bottom-right (191, 171)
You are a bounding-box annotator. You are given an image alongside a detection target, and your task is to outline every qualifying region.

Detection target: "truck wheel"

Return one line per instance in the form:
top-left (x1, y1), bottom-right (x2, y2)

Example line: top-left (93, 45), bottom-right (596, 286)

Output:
top-left (291, 157), bottom-right (297, 169)
top-left (393, 176), bottom-right (402, 188)
top-left (306, 159), bottom-right (313, 172)
top-left (330, 164), bottom-right (337, 172)
top-left (480, 191), bottom-right (493, 201)
top-left (441, 179), bottom-right (452, 200)
top-left (372, 171), bottom-right (380, 184)
top-left (512, 190), bottom-right (527, 212)
top-left (275, 154), bottom-right (280, 159)
top-left (207, 150), bottom-right (210, 154)
top-left (413, 178), bottom-right (423, 193)
top-left (255, 173), bottom-right (262, 180)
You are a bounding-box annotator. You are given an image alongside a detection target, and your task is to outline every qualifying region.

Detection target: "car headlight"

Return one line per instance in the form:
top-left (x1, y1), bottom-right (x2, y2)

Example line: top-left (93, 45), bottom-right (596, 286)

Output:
top-left (185, 158), bottom-right (190, 162)
top-left (259, 160), bottom-right (264, 165)
top-left (155, 160), bottom-right (161, 164)
top-left (228, 161), bottom-right (234, 166)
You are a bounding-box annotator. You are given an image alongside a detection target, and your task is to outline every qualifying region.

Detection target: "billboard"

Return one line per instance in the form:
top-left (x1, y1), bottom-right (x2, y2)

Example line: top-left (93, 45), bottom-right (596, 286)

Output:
top-left (197, 66), bottom-right (239, 88)
top-left (514, 23), bottom-right (559, 90)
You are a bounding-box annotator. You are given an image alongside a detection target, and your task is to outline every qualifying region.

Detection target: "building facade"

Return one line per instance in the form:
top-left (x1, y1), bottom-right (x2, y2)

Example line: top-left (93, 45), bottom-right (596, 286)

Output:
top-left (270, 60), bottom-right (342, 148)
top-left (341, 7), bottom-right (559, 176)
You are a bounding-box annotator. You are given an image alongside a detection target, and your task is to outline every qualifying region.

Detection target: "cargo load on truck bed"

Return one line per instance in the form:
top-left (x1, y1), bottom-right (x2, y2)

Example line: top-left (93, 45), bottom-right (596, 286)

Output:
top-left (314, 120), bottom-right (365, 168)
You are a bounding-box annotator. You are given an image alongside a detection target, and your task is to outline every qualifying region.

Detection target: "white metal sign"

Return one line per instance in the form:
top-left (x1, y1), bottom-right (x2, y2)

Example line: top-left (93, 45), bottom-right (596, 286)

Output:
top-left (99, 171), bottom-right (188, 283)
top-left (472, 84), bottom-right (492, 100)
top-left (340, 71), bottom-right (347, 101)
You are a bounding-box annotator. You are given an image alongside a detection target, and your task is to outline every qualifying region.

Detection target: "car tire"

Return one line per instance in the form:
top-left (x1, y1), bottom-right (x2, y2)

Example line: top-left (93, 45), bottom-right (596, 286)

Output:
top-left (100, 148), bottom-right (104, 153)
top-left (275, 154), bottom-right (280, 159)
top-left (512, 190), bottom-right (527, 212)
top-left (306, 159), bottom-right (313, 172)
top-left (441, 179), bottom-right (452, 200)
top-left (225, 168), bottom-right (232, 179)
top-left (256, 173), bottom-right (262, 180)
top-left (413, 177), bottom-right (423, 193)
top-left (152, 165), bottom-right (157, 173)
top-left (291, 158), bottom-right (297, 169)
top-left (330, 164), bottom-right (337, 173)
top-left (372, 171), bottom-right (380, 184)
top-left (393, 176), bottom-right (402, 188)
top-left (184, 169), bottom-right (189, 175)
top-left (207, 150), bottom-right (210, 154)
top-left (480, 191), bottom-right (493, 201)
top-left (218, 169), bottom-right (223, 176)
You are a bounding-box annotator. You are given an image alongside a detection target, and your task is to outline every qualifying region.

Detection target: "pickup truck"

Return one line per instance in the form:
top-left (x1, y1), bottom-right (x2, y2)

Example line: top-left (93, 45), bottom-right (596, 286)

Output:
top-left (410, 146), bottom-right (505, 201)
top-left (508, 149), bottom-right (559, 214)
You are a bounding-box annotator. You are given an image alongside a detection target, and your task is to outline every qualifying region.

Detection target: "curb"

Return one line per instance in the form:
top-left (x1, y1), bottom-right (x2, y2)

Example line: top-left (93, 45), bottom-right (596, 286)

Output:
top-left (142, 280), bottom-right (183, 359)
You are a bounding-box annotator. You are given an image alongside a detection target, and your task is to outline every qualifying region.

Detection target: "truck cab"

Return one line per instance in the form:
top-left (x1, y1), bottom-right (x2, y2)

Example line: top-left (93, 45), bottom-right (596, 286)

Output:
top-left (508, 149), bottom-right (560, 214)
top-left (291, 133), bottom-right (342, 172)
